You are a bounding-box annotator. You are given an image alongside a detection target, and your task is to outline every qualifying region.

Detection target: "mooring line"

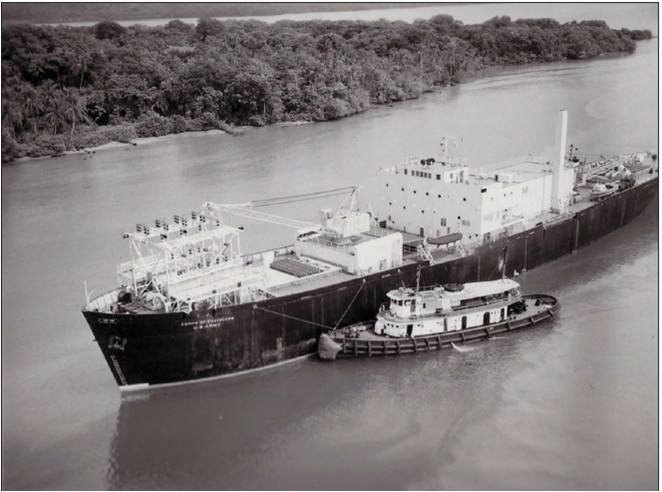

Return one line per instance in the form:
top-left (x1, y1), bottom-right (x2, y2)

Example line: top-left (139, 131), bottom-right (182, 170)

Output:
top-left (254, 278), bottom-right (367, 332)
top-left (334, 279), bottom-right (366, 329)
top-left (254, 305), bottom-right (333, 330)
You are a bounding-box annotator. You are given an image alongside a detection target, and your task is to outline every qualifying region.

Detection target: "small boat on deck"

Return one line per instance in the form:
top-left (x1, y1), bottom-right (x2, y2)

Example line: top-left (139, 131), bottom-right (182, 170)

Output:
top-left (318, 267), bottom-right (559, 360)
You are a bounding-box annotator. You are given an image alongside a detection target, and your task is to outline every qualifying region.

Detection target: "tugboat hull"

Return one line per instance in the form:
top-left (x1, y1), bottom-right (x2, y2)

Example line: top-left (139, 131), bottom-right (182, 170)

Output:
top-left (324, 294), bottom-right (559, 360)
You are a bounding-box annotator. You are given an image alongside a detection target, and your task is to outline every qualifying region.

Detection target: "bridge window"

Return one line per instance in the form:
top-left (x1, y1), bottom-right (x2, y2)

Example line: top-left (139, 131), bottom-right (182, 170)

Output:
top-left (440, 218), bottom-right (447, 226)
top-left (436, 174), bottom-right (441, 180)
top-left (404, 169), bottom-right (408, 175)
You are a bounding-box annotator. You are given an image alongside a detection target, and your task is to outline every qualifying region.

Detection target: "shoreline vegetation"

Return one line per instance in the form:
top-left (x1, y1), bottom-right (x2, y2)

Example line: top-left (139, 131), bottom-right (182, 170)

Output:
top-left (1, 15), bottom-right (652, 163)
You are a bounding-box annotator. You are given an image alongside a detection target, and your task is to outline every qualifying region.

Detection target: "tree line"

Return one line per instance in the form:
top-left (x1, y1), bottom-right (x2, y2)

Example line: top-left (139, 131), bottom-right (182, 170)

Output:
top-left (1, 15), bottom-right (652, 162)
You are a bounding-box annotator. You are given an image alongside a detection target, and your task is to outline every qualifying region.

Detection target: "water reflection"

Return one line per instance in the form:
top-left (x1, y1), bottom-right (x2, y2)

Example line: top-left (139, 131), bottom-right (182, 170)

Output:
top-left (108, 330), bottom-right (538, 490)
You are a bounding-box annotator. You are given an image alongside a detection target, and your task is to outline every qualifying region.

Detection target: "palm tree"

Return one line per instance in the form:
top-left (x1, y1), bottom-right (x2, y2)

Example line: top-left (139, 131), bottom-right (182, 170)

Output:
top-left (63, 89), bottom-right (90, 144)
top-left (1, 99), bottom-right (24, 137)
top-left (42, 90), bottom-right (67, 136)
top-left (22, 86), bottom-right (45, 134)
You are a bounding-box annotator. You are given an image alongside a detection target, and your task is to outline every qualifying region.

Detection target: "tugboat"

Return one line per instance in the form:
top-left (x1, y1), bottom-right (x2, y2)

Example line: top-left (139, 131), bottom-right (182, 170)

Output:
top-left (318, 251), bottom-right (559, 360)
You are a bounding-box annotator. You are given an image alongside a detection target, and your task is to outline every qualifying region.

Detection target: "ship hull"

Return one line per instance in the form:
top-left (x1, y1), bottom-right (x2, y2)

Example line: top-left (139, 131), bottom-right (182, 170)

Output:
top-left (84, 177), bottom-right (658, 389)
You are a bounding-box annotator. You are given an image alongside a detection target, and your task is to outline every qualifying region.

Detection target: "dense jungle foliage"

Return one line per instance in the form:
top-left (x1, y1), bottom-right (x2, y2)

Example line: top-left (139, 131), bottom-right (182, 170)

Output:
top-left (1, 15), bottom-right (652, 162)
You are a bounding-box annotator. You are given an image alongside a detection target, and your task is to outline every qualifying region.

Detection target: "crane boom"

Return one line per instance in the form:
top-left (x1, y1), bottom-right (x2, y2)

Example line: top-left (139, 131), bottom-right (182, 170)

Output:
top-left (202, 186), bottom-right (359, 231)
top-left (203, 202), bottom-right (318, 230)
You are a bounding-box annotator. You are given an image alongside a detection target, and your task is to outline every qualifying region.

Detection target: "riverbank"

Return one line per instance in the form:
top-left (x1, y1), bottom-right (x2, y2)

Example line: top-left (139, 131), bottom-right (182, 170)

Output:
top-left (9, 129), bottom-right (234, 165)
top-left (2, 16), bottom-right (651, 164)
top-left (4, 93), bottom-right (435, 165)
top-left (1, 42), bottom-right (648, 166)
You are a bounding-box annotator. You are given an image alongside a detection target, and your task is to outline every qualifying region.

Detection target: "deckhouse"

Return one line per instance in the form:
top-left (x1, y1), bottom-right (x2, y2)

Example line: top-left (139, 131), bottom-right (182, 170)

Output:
top-left (375, 278), bottom-right (521, 338)
top-left (375, 111), bottom-right (577, 245)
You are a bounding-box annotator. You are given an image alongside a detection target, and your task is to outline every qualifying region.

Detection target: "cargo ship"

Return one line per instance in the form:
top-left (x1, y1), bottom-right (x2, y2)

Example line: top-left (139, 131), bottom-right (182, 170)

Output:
top-left (82, 111), bottom-right (658, 390)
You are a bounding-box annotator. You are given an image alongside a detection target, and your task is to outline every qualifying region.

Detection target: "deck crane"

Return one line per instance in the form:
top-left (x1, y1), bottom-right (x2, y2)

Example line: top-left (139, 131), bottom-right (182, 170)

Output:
top-left (203, 186), bottom-right (363, 238)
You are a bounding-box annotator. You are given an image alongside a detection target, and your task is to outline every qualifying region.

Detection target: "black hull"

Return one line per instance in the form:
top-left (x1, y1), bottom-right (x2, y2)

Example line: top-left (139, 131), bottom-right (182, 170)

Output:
top-left (83, 177), bottom-right (658, 389)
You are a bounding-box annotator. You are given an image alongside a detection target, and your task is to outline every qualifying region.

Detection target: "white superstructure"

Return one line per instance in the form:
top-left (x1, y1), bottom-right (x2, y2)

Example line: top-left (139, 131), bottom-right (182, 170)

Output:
top-left (374, 278), bottom-right (522, 338)
top-left (376, 110), bottom-right (577, 245)
top-left (110, 188), bottom-right (403, 314)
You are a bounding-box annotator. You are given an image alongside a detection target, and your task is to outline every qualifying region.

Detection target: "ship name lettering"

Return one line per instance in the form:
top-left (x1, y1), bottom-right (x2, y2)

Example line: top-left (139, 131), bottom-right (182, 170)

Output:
top-left (182, 316), bottom-right (234, 330)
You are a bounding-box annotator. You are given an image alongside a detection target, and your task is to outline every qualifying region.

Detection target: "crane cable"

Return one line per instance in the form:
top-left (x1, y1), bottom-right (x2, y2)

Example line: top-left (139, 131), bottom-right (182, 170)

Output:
top-left (250, 186), bottom-right (357, 208)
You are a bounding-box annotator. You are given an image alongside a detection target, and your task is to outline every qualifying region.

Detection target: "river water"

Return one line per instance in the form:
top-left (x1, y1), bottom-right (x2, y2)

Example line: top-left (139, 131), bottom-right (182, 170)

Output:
top-left (2, 26), bottom-right (658, 492)
top-left (55, 3), bottom-right (658, 33)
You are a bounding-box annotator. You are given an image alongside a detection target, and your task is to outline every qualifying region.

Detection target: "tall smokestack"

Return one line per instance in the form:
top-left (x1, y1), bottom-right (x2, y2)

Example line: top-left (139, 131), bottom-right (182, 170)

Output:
top-left (554, 109), bottom-right (568, 170)
top-left (551, 110), bottom-right (571, 214)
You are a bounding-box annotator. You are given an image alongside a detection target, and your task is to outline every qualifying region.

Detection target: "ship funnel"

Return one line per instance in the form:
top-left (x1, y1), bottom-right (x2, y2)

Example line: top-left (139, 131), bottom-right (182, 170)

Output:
top-left (554, 109), bottom-right (568, 168)
top-left (551, 110), bottom-right (574, 214)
